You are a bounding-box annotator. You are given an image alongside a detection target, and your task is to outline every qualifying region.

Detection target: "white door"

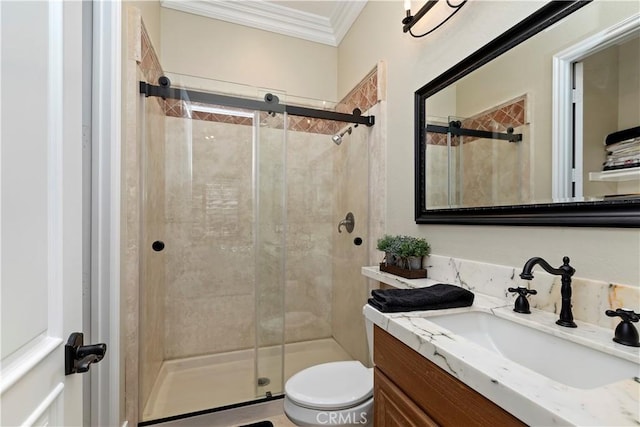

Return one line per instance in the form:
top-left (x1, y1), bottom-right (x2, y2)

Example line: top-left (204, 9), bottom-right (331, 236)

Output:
top-left (1, 1), bottom-right (87, 425)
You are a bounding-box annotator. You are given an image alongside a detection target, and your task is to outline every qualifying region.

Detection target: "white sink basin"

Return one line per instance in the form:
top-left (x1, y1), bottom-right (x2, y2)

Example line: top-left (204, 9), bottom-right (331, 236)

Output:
top-left (426, 311), bottom-right (639, 389)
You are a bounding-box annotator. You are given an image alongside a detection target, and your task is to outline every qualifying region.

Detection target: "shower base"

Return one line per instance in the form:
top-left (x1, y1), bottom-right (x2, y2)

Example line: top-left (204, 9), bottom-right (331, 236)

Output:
top-left (142, 338), bottom-right (352, 421)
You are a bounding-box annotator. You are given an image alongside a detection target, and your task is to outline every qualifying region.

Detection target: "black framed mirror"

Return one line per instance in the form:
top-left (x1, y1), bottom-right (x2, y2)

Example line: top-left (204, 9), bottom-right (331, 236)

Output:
top-left (415, 1), bottom-right (640, 227)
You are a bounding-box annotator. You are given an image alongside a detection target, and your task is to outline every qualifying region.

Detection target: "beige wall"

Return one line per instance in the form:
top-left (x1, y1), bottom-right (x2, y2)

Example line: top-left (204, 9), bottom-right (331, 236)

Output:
top-left (583, 46), bottom-right (619, 198)
top-left (339, 0), bottom-right (640, 286)
top-left (128, 1), bottom-right (162, 58)
top-left (618, 37), bottom-right (640, 130)
top-left (583, 35), bottom-right (640, 201)
top-left (616, 36), bottom-right (640, 196)
top-left (160, 8), bottom-right (338, 102)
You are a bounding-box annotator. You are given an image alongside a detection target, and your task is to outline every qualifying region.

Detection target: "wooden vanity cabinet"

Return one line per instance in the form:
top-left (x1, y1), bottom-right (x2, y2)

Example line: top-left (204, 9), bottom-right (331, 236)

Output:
top-left (374, 368), bottom-right (438, 426)
top-left (373, 326), bottom-right (526, 427)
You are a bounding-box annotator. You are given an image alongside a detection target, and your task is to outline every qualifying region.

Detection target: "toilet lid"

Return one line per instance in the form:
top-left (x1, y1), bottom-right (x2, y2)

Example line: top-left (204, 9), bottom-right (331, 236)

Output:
top-left (285, 361), bottom-right (373, 410)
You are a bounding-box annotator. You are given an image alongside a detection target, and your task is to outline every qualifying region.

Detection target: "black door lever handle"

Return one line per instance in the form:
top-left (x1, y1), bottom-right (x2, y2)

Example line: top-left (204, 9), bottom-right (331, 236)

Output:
top-left (76, 354), bottom-right (99, 373)
top-left (65, 333), bottom-right (107, 375)
top-left (77, 343), bottom-right (107, 359)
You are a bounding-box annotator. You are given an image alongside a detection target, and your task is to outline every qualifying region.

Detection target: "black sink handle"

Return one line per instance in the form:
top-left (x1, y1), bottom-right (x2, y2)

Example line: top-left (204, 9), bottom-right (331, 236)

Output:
top-left (508, 287), bottom-right (538, 314)
top-left (508, 287), bottom-right (538, 297)
top-left (605, 309), bottom-right (640, 347)
top-left (606, 308), bottom-right (639, 322)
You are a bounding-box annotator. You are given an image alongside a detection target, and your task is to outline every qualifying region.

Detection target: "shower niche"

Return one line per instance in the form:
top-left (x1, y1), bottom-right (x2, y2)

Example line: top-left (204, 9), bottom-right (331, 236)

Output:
top-left (136, 71), bottom-right (378, 422)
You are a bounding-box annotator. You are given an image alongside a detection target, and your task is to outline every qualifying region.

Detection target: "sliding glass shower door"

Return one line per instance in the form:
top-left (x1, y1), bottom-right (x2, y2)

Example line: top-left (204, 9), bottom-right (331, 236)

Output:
top-left (254, 109), bottom-right (286, 398)
top-left (139, 75), bottom-right (287, 420)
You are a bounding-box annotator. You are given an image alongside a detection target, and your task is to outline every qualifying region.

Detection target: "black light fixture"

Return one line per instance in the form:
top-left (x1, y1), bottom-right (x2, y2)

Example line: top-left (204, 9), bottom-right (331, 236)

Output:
top-left (402, 0), bottom-right (467, 38)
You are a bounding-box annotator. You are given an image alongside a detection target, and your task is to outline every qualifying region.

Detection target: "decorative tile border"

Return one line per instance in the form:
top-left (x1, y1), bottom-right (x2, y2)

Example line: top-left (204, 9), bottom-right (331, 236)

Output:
top-left (139, 23), bottom-right (164, 110)
top-left (460, 95), bottom-right (526, 143)
top-left (426, 95), bottom-right (527, 146)
top-left (337, 67), bottom-right (378, 116)
top-left (426, 132), bottom-right (450, 147)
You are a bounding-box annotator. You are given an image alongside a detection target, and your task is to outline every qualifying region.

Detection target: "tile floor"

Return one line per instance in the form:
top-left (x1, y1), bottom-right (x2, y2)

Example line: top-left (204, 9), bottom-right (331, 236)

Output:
top-left (143, 338), bottom-right (352, 422)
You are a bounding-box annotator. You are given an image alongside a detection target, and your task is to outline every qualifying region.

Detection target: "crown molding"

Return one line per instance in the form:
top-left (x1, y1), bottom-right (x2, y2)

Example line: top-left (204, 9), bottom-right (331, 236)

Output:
top-left (331, 1), bottom-right (367, 45)
top-left (161, 0), bottom-right (367, 47)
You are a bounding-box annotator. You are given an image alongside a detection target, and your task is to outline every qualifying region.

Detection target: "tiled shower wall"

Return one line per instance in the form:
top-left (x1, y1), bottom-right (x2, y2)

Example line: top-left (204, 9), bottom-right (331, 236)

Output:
top-left (332, 117), bottom-right (372, 366)
top-left (283, 129), bottom-right (335, 344)
top-left (138, 20), bottom-right (166, 415)
top-left (162, 118), bottom-right (340, 359)
top-left (163, 117), bottom-right (256, 359)
top-left (158, 68), bottom-right (381, 359)
top-left (425, 143), bottom-right (454, 208)
top-left (459, 129), bottom-right (530, 206)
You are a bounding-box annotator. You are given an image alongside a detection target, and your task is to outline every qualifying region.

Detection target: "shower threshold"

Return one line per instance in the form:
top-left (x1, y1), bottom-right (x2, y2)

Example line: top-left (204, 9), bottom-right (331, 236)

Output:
top-left (141, 337), bottom-right (352, 422)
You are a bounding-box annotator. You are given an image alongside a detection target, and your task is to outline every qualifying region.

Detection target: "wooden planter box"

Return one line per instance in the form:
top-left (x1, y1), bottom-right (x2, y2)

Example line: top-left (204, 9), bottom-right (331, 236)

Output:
top-left (379, 262), bottom-right (427, 279)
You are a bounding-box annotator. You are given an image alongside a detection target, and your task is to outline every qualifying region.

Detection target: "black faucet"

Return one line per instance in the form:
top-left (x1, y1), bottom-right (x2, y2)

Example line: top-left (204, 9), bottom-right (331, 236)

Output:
top-left (520, 256), bottom-right (577, 328)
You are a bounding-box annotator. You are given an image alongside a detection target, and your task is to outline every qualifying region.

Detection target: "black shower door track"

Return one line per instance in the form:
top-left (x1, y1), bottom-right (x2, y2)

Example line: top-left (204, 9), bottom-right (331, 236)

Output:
top-left (139, 80), bottom-right (375, 127)
top-left (426, 124), bottom-right (522, 143)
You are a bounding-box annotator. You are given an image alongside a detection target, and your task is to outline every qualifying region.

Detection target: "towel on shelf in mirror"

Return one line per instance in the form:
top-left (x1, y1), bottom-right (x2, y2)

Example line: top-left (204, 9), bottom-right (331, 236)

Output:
top-left (603, 126), bottom-right (640, 171)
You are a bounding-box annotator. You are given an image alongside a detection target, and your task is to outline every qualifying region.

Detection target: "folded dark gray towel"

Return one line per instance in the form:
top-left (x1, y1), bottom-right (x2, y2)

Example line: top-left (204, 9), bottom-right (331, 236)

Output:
top-left (368, 284), bottom-right (474, 313)
top-left (605, 126), bottom-right (640, 146)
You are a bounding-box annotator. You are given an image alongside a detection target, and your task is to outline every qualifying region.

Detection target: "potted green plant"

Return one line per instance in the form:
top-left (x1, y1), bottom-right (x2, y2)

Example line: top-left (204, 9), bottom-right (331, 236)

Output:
top-left (401, 236), bottom-right (430, 270)
top-left (377, 235), bottom-right (431, 271)
top-left (376, 234), bottom-right (398, 266)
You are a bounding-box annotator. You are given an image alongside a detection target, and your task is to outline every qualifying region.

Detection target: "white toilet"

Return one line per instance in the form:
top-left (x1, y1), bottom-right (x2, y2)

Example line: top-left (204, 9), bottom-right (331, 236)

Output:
top-left (283, 317), bottom-right (375, 426)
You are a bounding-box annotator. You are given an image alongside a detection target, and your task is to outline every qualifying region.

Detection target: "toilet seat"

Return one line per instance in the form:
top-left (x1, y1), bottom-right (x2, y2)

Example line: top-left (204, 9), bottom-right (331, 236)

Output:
top-left (285, 361), bottom-right (373, 410)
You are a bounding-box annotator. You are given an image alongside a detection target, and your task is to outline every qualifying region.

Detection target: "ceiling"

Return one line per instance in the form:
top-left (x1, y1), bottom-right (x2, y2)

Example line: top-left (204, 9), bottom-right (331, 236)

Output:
top-left (160, 0), bottom-right (369, 47)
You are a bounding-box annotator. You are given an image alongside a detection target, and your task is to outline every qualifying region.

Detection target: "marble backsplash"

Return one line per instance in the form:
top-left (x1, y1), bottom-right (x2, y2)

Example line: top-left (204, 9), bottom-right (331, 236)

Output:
top-left (420, 254), bottom-right (639, 329)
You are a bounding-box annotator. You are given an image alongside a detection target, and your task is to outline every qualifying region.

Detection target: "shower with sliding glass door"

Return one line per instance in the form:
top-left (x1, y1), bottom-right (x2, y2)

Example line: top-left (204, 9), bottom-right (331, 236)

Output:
top-left (424, 112), bottom-right (529, 209)
top-left (137, 72), bottom-right (376, 422)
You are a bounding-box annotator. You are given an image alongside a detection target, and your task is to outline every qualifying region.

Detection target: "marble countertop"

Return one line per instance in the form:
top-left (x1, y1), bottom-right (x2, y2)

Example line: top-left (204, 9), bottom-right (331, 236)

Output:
top-left (362, 266), bottom-right (640, 426)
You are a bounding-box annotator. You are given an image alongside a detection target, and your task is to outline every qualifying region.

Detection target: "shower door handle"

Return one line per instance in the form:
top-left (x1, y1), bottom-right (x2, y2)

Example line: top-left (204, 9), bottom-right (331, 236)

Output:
top-left (338, 212), bottom-right (355, 233)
